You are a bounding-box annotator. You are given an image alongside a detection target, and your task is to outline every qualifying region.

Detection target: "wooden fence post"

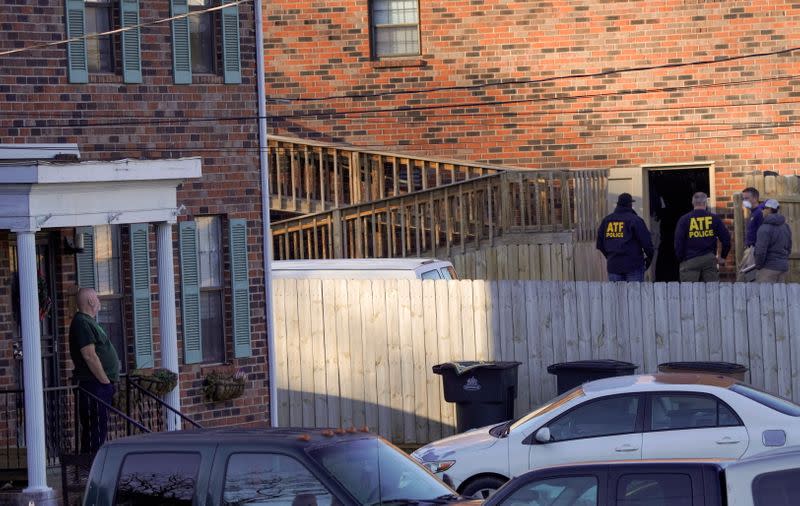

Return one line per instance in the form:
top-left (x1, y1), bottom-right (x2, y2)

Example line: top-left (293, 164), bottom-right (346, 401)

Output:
top-left (331, 209), bottom-right (343, 258)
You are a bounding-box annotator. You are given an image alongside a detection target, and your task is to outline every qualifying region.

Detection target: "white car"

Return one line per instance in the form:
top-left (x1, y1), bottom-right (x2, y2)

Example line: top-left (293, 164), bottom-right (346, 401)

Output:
top-left (411, 373), bottom-right (800, 499)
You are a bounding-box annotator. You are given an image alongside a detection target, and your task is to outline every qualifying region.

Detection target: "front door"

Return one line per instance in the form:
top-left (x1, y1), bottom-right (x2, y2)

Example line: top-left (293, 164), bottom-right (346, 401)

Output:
top-left (36, 234), bottom-right (60, 388)
top-left (529, 395), bottom-right (644, 469)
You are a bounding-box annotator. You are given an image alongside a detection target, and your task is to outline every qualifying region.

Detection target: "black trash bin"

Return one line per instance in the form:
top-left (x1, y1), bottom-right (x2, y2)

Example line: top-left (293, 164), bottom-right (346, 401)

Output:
top-left (547, 360), bottom-right (638, 395)
top-left (658, 361), bottom-right (748, 381)
top-left (432, 361), bottom-right (521, 433)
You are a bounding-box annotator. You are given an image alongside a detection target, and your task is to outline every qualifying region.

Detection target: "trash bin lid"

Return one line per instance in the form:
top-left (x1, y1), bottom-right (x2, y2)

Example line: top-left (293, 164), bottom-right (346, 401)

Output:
top-left (433, 361), bottom-right (522, 375)
top-left (658, 361), bottom-right (748, 374)
top-left (546, 360), bottom-right (638, 374)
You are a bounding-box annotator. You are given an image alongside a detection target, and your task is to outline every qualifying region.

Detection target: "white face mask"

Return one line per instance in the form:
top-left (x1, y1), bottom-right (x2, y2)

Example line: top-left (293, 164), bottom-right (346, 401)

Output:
top-left (743, 200), bottom-right (752, 209)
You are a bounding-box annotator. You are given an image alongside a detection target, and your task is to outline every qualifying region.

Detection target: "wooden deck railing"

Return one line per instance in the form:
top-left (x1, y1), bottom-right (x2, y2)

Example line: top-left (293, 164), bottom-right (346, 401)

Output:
top-left (272, 169), bottom-right (608, 260)
top-left (268, 135), bottom-right (512, 214)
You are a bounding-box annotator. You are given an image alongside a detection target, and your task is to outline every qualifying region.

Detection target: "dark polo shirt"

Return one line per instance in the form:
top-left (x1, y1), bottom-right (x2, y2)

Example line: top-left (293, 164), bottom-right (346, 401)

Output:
top-left (69, 312), bottom-right (120, 382)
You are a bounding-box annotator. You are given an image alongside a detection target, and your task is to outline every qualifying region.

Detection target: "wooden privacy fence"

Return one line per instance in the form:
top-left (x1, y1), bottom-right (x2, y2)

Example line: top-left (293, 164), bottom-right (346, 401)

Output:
top-left (273, 279), bottom-right (800, 446)
top-left (268, 135), bottom-right (504, 214)
top-left (271, 169), bottom-right (608, 262)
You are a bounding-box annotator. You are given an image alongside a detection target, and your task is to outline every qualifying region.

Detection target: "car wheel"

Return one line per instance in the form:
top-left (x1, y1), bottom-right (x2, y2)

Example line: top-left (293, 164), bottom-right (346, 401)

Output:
top-left (461, 476), bottom-right (506, 499)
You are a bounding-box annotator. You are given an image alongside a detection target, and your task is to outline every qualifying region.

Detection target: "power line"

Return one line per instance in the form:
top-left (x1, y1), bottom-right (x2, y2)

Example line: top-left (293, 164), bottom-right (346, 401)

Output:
top-left (0, 0), bottom-right (252, 57)
top-left (267, 46), bottom-right (800, 103)
top-left (4, 121), bottom-right (798, 156)
top-left (3, 76), bottom-right (799, 129)
top-left (266, 75), bottom-right (800, 120)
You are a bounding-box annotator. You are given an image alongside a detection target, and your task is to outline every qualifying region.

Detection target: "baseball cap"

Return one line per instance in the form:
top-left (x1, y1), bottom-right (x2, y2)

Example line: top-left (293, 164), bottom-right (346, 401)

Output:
top-left (765, 198), bottom-right (780, 210)
top-left (617, 193), bottom-right (635, 206)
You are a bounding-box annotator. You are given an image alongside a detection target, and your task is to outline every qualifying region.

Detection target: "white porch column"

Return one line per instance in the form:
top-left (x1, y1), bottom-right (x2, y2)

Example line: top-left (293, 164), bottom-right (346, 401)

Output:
top-left (16, 230), bottom-right (51, 493)
top-left (156, 221), bottom-right (182, 430)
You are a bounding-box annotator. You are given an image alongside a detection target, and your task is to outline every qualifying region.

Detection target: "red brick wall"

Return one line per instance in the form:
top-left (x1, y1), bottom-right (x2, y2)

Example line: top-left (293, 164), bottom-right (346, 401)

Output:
top-left (0, 1), bottom-right (270, 427)
top-left (264, 0), bottom-right (800, 209)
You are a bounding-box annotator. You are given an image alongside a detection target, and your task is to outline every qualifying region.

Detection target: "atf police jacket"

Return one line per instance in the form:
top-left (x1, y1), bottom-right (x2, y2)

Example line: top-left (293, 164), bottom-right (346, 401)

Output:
top-left (674, 209), bottom-right (731, 263)
top-left (596, 206), bottom-right (655, 274)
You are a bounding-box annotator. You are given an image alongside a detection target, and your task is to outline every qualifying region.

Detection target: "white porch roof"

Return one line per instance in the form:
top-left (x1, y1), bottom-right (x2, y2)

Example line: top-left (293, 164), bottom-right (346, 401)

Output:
top-left (0, 157), bottom-right (202, 231)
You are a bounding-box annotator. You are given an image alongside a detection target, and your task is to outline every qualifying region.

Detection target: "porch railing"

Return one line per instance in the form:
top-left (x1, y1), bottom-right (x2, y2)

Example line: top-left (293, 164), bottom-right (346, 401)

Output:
top-left (268, 135), bottom-right (508, 214)
top-left (0, 376), bottom-right (201, 488)
top-left (272, 169), bottom-right (608, 260)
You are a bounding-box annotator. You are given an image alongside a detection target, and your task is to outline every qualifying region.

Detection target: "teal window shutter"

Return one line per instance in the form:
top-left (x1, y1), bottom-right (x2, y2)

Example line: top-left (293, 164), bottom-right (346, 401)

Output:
top-left (170, 0), bottom-right (191, 84)
top-left (75, 227), bottom-right (96, 289)
top-left (65, 0), bottom-right (88, 83)
top-left (179, 221), bottom-right (203, 364)
top-left (130, 223), bottom-right (154, 369)
top-left (120, 0), bottom-right (142, 83)
top-left (221, 4), bottom-right (241, 84)
top-left (229, 219), bottom-right (252, 358)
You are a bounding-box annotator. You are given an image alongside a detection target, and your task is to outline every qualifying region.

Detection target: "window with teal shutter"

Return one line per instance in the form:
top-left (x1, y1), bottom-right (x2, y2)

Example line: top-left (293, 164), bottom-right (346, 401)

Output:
top-left (130, 223), bottom-right (154, 369)
top-left (170, 0), bottom-right (191, 84)
top-left (229, 219), bottom-right (252, 358)
top-left (120, 0), bottom-right (142, 83)
top-left (65, 0), bottom-right (88, 83)
top-left (75, 227), bottom-right (96, 289)
top-left (179, 221), bottom-right (203, 364)
top-left (221, 4), bottom-right (241, 84)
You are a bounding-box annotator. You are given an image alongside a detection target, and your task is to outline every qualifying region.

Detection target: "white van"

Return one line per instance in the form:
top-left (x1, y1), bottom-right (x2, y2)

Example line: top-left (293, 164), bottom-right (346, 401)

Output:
top-left (271, 258), bottom-right (458, 280)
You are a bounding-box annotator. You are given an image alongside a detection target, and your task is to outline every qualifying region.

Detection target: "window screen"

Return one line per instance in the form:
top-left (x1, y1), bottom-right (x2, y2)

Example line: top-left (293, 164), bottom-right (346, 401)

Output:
top-left (371, 0), bottom-right (420, 57)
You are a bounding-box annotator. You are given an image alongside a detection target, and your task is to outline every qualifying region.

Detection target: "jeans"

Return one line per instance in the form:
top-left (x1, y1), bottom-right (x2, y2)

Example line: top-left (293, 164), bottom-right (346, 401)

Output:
top-left (608, 268), bottom-right (645, 282)
top-left (78, 379), bottom-right (115, 453)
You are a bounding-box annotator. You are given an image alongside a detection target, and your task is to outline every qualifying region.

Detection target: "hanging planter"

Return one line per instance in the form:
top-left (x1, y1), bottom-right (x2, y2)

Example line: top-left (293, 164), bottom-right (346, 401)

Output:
top-left (204, 368), bottom-right (246, 402)
top-left (130, 368), bottom-right (178, 397)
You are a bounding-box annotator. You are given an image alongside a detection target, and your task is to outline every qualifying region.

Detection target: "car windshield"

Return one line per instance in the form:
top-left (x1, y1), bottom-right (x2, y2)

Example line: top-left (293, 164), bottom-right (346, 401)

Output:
top-left (307, 437), bottom-right (454, 505)
top-left (509, 387), bottom-right (585, 432)
top-left (731, 384), bottom-right (800, 417)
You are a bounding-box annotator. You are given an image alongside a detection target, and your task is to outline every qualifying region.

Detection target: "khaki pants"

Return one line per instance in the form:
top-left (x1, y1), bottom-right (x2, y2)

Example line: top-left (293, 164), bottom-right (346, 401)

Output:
top-left (755, 269), bottom-right (787, 283)
top-left (679, 253), bottom-right (719, 282)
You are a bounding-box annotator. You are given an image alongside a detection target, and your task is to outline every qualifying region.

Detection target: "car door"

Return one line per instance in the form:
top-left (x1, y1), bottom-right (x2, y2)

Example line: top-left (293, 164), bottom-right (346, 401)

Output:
top-left (609, 467), bottom-right (705, 506)
top-left (529, 394), bottom-right (644, 469)
top-left (489, 470), bottom-right (607, 506)
top-left (641, 392), bottom-right (749, 460)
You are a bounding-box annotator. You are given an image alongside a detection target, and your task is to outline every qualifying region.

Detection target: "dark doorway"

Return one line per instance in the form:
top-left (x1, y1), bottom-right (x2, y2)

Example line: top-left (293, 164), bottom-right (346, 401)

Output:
top-left (647, 168), bottom-right (710, 281)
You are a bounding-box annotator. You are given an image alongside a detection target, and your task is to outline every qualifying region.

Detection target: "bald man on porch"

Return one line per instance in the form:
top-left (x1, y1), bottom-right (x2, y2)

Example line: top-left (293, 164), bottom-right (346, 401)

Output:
top-left (69, 287), bottom-right (120, 453)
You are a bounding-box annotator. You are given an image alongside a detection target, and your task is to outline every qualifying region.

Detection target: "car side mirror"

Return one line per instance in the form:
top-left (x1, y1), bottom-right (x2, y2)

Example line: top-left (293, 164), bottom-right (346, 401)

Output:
top-left (534, 427), bottom-right (551, 444)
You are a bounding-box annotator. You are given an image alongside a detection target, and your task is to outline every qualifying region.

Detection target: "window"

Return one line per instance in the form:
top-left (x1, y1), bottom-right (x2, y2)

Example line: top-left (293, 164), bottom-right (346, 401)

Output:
top-left (189, 0), bottom-right (216, 74)
top-left (752, 468), bottom-right (800, 506)
top-left (650, 394), bottom-right (741, 431)
top-left (115, 452), bottom-right (200, 505)
top-left (617, 474), bottom-right (692, 506)
top-left (223, 453), bottom-right (335, 506)
top-left (85, 0), bottom-right (114, 73)
top-left (370, 0), bottom-right (420, 58)
top-left (500, 476), bottom-right (598, 506)
top-left (420, 269), bottom-right (441, 280)
top-left (731, 384), bottom-right (800, 417)
top-left (197, 216), bottom-right (224, 363)
top-left (308, 437), bottom-right (452, 505)
top-left (94, 225), bottom-right (126, 372)
top-left (548, 395), bottom-right (639, 441)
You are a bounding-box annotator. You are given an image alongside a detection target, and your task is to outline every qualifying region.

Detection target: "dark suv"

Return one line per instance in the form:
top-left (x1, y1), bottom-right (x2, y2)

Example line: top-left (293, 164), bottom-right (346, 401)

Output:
top-left (83, 428), bottom-right (471, 506)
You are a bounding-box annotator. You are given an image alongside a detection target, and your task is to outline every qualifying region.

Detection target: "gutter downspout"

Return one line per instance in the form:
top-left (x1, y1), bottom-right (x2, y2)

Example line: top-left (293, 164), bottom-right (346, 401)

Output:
top-left (254, 0), bottom-right (278, 427)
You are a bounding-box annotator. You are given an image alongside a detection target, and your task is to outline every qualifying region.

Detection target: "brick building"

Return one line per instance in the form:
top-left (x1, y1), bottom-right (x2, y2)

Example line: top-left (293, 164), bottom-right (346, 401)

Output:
top-left (1, 0), bottom-right (269, 497)
top-left (264, 0), bottom-right (800, 280)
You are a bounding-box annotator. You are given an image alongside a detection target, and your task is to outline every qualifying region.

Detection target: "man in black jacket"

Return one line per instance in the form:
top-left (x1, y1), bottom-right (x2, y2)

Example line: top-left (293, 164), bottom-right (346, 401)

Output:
top-left (596, 193), bottom-right (655, 281)
top-left (754, 199), bottom-right (792, 283)
top-left (674, 192), bottom-right (731, 282)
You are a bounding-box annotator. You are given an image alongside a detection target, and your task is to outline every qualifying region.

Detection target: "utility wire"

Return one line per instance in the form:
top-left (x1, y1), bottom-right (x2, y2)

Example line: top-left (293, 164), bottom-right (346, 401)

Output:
top-left (0, 0), bottom-right (252, 57)
top-left (267, 46), bottom-right (800, 103)
top-left (265, 75), bottom-right (800, 119)
top-left (3, 77), bottom-right (800, 128)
